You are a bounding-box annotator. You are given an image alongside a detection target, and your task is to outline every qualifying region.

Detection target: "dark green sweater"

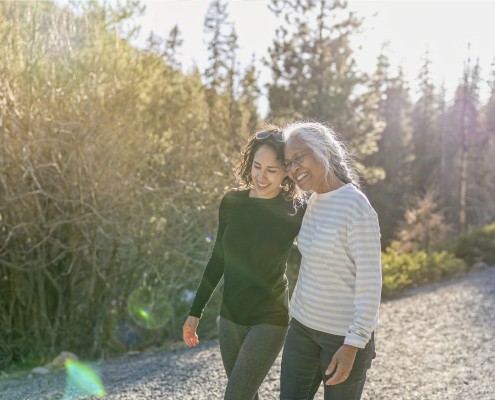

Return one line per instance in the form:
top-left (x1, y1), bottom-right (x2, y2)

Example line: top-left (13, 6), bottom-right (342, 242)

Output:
top-left (189, 189), bottom-right (305, 327)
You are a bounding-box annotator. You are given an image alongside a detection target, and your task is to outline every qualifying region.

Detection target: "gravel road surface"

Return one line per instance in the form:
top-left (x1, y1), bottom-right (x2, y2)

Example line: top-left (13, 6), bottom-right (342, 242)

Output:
top-left (1, 267), bottom-right (494, 400)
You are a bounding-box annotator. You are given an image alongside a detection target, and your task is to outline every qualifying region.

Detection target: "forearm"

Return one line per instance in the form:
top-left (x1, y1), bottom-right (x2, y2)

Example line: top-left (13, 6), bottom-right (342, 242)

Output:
top-left (346, 213), bottom-right (382, 348)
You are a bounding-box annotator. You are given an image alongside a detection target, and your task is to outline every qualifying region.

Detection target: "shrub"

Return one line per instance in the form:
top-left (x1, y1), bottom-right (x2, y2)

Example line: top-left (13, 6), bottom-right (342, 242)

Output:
top-left (381, 243), bottom-right (467, 298)
top-left (0, 1), bottom-right (255, 368)
top-left (452, 223), bottom-right (495, 266)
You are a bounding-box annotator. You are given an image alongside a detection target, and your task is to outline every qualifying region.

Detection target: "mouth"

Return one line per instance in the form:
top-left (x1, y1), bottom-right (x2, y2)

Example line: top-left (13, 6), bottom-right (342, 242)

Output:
top-left (256, 181), bottom-right (271, 189)
top-left (295, 172), bottom-right (309, 184)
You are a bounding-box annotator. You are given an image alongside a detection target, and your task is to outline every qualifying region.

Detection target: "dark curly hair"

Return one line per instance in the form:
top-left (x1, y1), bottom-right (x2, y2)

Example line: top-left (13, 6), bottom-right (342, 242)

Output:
top-left (234, 124), bottom-right (298, 201)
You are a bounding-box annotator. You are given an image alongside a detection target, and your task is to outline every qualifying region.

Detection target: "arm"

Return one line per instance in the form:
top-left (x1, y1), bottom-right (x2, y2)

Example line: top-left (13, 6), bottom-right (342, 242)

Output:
top-left (183, 200), bottom-right (227, 347)
top-left (345, 212), bottom-right (382, 348)
top-left (326, 212), bottom-right (381, 384)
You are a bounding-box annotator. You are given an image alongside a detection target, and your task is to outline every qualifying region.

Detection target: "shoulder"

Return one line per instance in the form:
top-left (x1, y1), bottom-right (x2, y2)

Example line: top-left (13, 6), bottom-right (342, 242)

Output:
top-left (337, 185), bottom-right (377, 219)
top-left (223, 188), bottom-right (249, 199)
top-left (219, 188), bottom-right (248, 208)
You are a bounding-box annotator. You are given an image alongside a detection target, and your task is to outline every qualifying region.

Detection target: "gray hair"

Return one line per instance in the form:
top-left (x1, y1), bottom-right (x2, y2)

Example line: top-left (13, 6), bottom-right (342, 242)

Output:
top-left (283, 121), bottom-right (360, 189)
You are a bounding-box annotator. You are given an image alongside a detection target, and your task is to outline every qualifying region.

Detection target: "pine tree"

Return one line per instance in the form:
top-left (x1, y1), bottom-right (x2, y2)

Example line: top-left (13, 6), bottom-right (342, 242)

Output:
top-left (438, 81), bottom-right (448, 187)
top-left (458, 57), bottom-right (480, 234)
top-left (266, 0), bottom-right (381, 176)
top-left (410, 51), bottom-right (439, 193)
top-left (166, 25), bottom-right (183, 68)
top-left (204, 0), bottom-right (232, 91)
top-left (366, 50), bottom-right (412, 245)
top-left (472, 58), bottom-right (495, 224)
top-left (240, 54), bottom-right (261, 134)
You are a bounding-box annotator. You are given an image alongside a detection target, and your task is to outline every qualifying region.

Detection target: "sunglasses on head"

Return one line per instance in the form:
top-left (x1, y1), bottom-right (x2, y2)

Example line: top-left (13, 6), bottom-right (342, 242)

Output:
top-left (255, 131), bottom-right (284, 142)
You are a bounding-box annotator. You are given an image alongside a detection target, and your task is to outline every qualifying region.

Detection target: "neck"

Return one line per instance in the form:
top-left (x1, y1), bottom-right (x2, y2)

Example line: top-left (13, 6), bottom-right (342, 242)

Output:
top-left (249, 187), bottom-right (282, 199)
top-left (314, 173), bottom-right (346, 194)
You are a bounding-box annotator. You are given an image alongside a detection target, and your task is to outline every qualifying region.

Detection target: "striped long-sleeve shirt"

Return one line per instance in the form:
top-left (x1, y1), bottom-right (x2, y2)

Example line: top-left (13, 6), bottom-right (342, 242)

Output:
top-left (290, 183), bottom-right (382, 349)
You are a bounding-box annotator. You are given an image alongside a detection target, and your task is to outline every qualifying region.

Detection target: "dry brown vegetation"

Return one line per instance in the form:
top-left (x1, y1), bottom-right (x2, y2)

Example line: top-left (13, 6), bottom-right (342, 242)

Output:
top-left (0, 1), bottom-right (257, 368)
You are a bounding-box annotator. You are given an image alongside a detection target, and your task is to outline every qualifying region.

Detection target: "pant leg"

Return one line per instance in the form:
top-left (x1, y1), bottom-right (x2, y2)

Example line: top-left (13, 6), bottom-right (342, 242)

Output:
top-left (318, 332), bottom-right (375, 400)
top-left (219, 316), bottom-right (247, 379)
top-left (280, 319), bottom-right (323, 400)
top-left (352, 332), bottom-right (376, 400)
top-left (224, 322), bottom-right (289, 400)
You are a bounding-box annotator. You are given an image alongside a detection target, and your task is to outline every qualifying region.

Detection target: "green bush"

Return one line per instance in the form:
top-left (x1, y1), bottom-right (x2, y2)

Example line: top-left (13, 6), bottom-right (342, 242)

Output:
top-left (452, 223), bottom-right (495, 266)
top-left (381, 243), bottom-right (467, 298)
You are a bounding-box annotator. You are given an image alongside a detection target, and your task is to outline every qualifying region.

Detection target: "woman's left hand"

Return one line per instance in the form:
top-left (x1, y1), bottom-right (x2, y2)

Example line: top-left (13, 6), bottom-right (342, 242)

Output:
top-left (324, 344), bottom-right (358, 385)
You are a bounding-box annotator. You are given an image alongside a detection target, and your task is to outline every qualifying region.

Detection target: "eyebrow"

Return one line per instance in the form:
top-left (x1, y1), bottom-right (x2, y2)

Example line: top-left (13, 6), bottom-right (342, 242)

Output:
top-left (253, 161), bottom-right (280, 169)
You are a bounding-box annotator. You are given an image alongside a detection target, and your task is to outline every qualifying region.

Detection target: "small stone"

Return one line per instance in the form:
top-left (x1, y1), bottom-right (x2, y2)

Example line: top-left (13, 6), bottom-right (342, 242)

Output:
top-left (52, 351), bottom-right (79, 369)
top-left (27, 374), bottom-right (33, 379)
top-left (31, 367), bottom-right (50, 375)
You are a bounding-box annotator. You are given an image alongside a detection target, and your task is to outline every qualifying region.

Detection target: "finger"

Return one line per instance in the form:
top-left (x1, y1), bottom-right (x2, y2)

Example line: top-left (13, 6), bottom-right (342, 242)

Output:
top-left (183, 326), bottom-right (192, 347)
top-left (190, 329), bottom-right (198, 346)
top-left (325, 358), bottom-right (337, 376)
top-left (326, 370), bottom-right (345, 385)
top-left (326, 366), bottom-right (351, 385)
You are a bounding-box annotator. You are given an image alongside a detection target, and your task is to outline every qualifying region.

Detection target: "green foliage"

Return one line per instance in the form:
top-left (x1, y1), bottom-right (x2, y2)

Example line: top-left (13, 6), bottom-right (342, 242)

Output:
top-left (381, 243), bottom-right (467, 298)
top-left (266, 0), bottom-right (383, 183)
top-left (0, 0), bottom-right (256, 368)
top-left (452, 223), bottom-right (495, 266)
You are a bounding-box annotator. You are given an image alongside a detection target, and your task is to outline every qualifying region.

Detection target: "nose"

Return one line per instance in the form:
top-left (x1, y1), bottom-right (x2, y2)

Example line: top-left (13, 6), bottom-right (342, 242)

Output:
top-left (290, 163), bottom-right (300, 175)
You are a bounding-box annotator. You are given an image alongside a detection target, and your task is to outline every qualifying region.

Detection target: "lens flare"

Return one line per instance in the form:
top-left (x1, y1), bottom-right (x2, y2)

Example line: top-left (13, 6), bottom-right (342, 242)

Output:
top-left (205, 236), bottom-right (212, 243)
top-left (63, 359), bottom-right (105, 399)
top-left (127, 286), bottom-right (172, 330)
top-left (108, 307), bottom-right (159, 351)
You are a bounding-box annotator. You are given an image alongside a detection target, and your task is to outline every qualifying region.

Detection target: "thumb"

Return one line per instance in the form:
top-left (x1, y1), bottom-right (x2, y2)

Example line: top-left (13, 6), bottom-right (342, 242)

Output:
top-left (325, 358), bottom-right (337, 375)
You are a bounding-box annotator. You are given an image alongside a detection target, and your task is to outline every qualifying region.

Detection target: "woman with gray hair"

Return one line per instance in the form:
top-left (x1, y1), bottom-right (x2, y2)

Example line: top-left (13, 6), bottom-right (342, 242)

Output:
top-left (279, 121), bottom-right (381, 400)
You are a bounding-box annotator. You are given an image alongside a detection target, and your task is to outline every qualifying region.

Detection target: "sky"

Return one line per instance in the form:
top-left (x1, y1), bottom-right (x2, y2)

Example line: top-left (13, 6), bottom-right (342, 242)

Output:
top-left (58, 0), bottom-right (495, 117)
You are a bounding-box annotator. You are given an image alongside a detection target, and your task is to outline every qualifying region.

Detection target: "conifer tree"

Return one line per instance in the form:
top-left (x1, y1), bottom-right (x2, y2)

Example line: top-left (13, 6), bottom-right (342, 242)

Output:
top-left (438, 82), bottom-right (448, 187)
top-left (240, 55), bottom-right (261, 134)
top-left (266, 0), bottom-right (381, 178)
top-left (457, 57), bottom-right (480, 234)
top-left (410, 52), bottom-right (439, 193)
top-left (366, 50), bottom-right (412, 245)
top-left (204, 0), bottom-right (232, 91)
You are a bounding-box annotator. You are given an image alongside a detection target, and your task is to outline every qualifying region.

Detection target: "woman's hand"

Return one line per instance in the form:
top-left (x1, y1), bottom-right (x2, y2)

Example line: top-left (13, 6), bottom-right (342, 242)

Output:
top-left (182, 316), bottom-right (200, 347)
top-left (324, 344), bottom-right (358, 385)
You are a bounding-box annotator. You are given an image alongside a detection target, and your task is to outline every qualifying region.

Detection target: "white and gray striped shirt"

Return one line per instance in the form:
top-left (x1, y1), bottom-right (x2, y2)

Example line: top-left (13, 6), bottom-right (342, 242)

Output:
top-left (290, 183), bottom-right (382, 349)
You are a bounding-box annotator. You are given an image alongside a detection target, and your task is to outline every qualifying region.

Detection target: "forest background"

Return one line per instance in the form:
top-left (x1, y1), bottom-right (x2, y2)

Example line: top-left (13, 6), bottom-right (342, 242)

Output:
top-left (1, 0), bottom-right (494, 370)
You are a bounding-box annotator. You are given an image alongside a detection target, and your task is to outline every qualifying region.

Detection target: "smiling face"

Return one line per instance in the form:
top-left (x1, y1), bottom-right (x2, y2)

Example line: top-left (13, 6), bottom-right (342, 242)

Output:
top-left (284, 137), bottom-right (328, 193)
top-left (250, 145), bottom-right (287, 199)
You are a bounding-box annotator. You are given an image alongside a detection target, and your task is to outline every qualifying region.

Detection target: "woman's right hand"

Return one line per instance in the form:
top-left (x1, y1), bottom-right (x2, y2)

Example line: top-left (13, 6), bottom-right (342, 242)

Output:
top-left (182, 316), bottom-right (200, 347)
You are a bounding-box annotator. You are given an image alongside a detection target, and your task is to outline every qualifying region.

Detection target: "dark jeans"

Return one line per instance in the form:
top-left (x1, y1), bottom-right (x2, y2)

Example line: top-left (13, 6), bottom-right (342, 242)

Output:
top-left (280, 318), bottom-right (376, 400)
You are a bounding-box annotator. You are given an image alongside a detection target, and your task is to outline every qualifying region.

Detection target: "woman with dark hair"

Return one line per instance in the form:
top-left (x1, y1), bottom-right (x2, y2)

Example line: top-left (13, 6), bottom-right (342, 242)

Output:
top-left (182, 125), bottom-right (305, 400)
top-left (280, 121), bottom-right (381, 400)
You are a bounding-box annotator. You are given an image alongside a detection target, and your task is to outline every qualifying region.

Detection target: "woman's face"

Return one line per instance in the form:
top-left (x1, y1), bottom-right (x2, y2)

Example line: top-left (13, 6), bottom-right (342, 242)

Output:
top-left (251, 145), bottom-right (287, 199)
top-left (284, 137), bottom-right (326, 193)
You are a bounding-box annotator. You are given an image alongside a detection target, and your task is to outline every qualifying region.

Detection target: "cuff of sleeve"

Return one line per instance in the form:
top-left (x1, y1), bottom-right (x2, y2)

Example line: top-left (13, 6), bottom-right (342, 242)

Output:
top-left (189, 309), bottom-right (203, 319)
top-left (344, 333), bottom-right (367, 349)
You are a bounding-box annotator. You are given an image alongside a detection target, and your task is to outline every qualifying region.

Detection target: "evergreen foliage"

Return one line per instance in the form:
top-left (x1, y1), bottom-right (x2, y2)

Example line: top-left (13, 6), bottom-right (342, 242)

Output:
top-left (0, 0), bottom-right (494, 369)
top-left (265, 0), bottom-right (383, 184)
top-left (452, 222), bottom-right (495, 266)
top-left (0, 0), bottom-right (254, 367)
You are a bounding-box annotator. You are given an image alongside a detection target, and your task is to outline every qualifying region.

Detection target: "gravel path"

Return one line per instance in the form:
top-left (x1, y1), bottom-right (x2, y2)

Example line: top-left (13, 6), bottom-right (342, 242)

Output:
top-left (1, 267), bottom-right (494, 400)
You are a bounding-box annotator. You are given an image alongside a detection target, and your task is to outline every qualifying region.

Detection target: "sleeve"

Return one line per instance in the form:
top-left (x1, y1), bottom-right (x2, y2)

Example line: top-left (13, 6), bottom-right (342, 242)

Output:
top-left (188, 199), bottom-right (227, 319)
top-left (344, 212), bottom-right (382, 349)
